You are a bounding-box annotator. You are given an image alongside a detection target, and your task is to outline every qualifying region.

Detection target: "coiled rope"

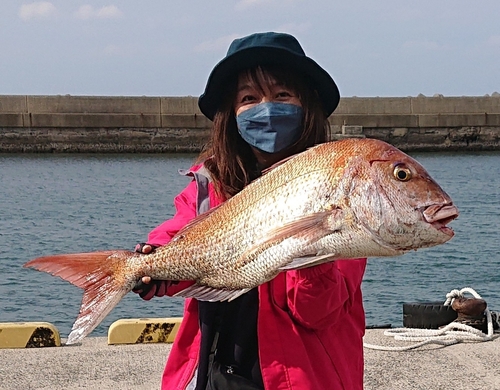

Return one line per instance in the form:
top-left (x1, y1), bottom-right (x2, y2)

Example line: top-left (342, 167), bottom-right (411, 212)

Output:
top-left (364, 287), bottom-right (498, 351)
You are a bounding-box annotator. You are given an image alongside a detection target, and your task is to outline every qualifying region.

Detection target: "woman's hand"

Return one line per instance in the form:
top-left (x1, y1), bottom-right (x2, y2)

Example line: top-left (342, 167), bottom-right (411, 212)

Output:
top-left (132, 243), bottom-right (170, 300)
top-left (135, 243), bottom-right (156, 255)
top-left (133, 277), bottom-right (170, 300)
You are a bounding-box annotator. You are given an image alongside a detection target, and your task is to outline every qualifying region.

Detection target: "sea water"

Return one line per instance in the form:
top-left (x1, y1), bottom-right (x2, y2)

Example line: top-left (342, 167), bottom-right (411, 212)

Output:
top-left (0, 151), bottom-right (499, 337)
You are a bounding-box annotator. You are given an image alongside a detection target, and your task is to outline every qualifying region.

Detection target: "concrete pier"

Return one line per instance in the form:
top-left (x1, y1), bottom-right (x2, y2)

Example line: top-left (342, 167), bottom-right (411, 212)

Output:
top-left (0, 330), bottom-right (498, 390)
top-left (1, 95), bottom-right (500, 152)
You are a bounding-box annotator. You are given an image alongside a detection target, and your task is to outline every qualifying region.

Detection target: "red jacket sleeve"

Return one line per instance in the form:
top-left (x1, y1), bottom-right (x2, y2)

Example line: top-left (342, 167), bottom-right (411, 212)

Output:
top-left (285, 259), bottom-right (367, 330)
top-left (144, 179), bottom-right (200, 295)
top-left (146, 180), bottom-right (199, 247)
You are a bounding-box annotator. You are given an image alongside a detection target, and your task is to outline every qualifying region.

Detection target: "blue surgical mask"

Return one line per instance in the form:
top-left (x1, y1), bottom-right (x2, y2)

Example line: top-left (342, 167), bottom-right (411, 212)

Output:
top-left (236, 102), bottom-right (304, 153)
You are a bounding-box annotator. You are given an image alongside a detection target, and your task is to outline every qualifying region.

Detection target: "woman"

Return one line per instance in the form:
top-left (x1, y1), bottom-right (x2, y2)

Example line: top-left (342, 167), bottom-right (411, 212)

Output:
top-left (134, 32), bottom-right (367, 390)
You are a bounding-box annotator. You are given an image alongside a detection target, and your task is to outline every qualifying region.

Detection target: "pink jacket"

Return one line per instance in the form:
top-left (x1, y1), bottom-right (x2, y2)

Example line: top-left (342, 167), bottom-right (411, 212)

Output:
top-left (147, 166), bottom-right (367, 390)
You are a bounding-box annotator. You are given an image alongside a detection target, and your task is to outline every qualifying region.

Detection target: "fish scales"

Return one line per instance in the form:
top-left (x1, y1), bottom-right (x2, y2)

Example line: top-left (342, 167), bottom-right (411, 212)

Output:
top-left (142, 143), bottom-right (352, 288)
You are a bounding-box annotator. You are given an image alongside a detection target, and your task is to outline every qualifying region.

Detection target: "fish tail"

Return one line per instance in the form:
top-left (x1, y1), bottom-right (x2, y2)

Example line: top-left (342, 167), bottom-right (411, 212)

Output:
top-left (24, 250), bottom-right (136, 345)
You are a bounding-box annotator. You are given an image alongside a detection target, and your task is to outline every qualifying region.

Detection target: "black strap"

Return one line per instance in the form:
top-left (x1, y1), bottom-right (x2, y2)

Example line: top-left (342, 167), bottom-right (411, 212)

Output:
top-left (208, 304), bottom-right (226, 370)
top-left (195, 302), bottom-right (226, 390)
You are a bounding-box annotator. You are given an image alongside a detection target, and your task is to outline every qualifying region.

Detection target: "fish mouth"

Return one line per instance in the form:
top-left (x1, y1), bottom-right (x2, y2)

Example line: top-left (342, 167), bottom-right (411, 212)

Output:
top-left (422, 204), bottom-right (459, 237)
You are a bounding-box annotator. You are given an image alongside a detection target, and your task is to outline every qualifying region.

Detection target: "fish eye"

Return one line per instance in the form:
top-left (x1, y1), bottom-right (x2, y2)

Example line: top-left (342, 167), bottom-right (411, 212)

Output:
top-left (393, 164), bottom-right (412, 181)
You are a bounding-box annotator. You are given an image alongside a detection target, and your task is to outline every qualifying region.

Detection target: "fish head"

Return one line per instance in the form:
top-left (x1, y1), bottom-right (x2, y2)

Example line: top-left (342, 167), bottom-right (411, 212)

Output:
top-left (344, 139), bottom-right (459, 254)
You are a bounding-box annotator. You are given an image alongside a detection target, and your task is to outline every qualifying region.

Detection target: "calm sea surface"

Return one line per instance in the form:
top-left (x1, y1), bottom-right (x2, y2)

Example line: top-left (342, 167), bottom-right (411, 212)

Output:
top-left (1, 151), bottom-right (499, 337)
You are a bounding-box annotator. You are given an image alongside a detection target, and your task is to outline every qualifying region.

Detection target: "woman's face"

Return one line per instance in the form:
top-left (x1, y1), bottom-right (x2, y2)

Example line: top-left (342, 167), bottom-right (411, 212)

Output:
top-left (234, 72), bottom-right (302, 116)
top-left (233, 69), bottom-right (303, 168)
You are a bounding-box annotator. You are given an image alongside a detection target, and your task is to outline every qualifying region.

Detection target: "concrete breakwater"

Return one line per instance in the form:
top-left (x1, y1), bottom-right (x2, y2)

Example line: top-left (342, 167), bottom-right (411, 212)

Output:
top-left (1, 95), bottom-right (499, 152)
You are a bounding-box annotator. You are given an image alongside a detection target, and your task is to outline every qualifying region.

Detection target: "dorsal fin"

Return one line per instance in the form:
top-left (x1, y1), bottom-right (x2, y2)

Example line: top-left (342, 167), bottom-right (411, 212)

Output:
top-left (261, 153), bottom-right (300, 175)
top-left (173, 204), bottom-right (223, 238)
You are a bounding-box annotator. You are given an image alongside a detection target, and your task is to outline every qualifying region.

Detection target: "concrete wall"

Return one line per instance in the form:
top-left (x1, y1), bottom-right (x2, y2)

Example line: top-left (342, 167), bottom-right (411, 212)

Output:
top-left (331, 96), bottom-right (500, 151)
top-left (1, 95), bottom-right (499, 152)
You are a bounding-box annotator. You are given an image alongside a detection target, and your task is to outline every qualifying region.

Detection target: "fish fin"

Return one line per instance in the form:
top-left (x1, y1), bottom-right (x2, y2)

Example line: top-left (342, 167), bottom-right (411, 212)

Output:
top-left (266, 208), bottom-right (344, 240)
top-left (173, 284), bottom-right (251, 302)
top-left (261, 145), bottom-right (320, 175)
top-left (24, 250), bottom-right (136, 344)
top-left (173, 205), bottom-right (223, 238)
top-left (279, 253), bottom-right (337, 270)
top-left (261, 153), bottom-right (299, 175)
top-left (241, 208), bottom-right (344, 261)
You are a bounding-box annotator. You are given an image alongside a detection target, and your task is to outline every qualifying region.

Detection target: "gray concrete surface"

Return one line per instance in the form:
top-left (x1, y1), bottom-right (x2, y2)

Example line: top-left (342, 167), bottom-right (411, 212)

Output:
top-left (363, 330), bottom-right (500, 390)
top-left (0, 330), bottom-right (498, 390)
top-left (1, 95), bottom-right (500, 152)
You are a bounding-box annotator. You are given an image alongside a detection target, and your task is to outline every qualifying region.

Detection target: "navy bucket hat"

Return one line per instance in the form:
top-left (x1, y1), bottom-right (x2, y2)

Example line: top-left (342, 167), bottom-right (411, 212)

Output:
top-left (198, 32), bottom-right (340, 121)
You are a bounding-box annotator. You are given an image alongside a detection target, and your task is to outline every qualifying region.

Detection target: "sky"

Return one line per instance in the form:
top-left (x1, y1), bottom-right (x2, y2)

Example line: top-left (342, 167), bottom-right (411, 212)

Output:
top-left (1, 1), bottom-right (499, 98)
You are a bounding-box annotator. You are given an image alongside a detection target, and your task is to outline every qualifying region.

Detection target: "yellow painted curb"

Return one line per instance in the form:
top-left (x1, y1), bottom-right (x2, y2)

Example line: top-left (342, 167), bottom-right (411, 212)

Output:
top-left (0, 322), bottom-right (61, 348)
top-left (108, 317), bottom-right (182, 345)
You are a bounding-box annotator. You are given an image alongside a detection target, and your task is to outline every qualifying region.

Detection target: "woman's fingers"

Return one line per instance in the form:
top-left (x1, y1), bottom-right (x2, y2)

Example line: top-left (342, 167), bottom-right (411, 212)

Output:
top-left (156, 281), bottom-right (167, 297)
top-left (140, 283), bottom-right (158, 301)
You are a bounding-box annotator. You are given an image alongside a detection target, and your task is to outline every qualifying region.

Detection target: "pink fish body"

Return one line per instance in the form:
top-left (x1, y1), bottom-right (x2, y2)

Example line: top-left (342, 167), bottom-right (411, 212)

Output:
top-left (25, 138), bottom-right (458, 344)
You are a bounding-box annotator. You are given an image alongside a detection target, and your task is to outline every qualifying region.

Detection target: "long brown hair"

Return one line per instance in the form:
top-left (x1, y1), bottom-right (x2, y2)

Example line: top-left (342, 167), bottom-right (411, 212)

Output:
top-left (198, 65), bottom-right (331, 200)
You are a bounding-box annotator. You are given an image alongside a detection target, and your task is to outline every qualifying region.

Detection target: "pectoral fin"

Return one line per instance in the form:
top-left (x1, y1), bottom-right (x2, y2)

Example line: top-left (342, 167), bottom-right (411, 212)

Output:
top-left (278, 253), bottom-right (338, 270)
top-left (239, 208), bottom-right (345, 263)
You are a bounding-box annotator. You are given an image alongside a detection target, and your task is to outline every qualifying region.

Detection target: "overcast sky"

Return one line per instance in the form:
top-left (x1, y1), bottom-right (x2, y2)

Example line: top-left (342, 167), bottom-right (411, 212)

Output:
top-left (1, 1), bottom-right (499, 98)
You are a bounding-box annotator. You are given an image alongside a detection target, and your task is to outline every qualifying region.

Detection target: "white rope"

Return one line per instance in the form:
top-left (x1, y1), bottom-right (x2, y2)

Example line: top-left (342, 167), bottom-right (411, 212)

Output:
top-left (364, 287), bottom-right (497, 351)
